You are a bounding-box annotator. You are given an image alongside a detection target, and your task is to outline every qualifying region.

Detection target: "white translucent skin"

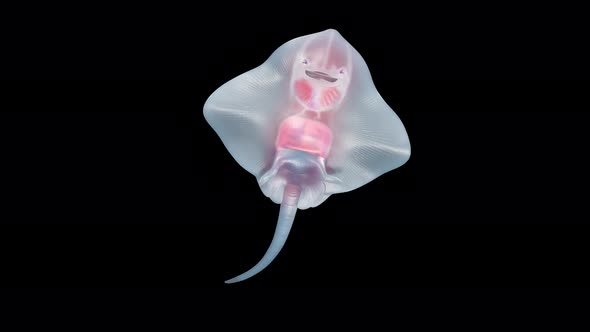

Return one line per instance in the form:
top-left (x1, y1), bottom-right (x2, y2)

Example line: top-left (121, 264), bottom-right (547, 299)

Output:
top-left (204, 29), bottom-right (411, 283)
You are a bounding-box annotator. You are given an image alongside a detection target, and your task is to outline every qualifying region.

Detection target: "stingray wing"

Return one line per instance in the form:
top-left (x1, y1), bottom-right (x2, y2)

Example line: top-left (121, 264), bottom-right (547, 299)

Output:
top-left (324, 47), bottom-right (411, 194)
top-left (203, 36), bottom-right (305, 177)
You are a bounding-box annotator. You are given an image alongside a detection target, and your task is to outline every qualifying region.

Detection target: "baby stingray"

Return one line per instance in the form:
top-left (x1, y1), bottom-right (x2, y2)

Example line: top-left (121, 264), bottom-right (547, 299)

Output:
top-left (204, 29), bottom-right (411, 283)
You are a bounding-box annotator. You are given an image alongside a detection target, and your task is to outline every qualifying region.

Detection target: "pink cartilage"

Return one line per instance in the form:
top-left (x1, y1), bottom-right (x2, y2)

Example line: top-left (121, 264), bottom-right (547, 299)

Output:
top-left (276, 115), bottom-right (333, 158)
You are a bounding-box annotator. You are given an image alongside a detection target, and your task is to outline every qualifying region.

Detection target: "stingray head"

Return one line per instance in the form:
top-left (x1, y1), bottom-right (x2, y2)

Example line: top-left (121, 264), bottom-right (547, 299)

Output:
top-left (291, 29), bottom-right (352, 112)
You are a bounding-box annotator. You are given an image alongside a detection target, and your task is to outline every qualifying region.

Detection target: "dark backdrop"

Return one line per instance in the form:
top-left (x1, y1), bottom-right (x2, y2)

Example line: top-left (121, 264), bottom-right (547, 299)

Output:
top-left (1, 4), bottom-right (589, 328)
top-left (3, 79), bottom-right (588, 288)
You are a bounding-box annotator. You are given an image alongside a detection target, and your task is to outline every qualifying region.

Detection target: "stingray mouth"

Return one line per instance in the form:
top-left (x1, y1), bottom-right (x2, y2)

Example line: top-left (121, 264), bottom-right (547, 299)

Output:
top-left (305, 70), bottom-right (338, 83)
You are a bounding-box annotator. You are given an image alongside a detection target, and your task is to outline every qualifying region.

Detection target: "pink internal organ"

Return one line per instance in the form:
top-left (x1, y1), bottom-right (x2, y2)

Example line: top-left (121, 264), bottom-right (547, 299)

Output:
top-left (276, 116), bottom-right (333, 158)
top-left (294, 79), bottom-right (312, 103)
top-left (321, 87), bottom-right (340, 108)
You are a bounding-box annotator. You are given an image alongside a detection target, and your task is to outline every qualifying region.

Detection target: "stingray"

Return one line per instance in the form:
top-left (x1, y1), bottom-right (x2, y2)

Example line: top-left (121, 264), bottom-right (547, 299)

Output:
top-left (204, 29), bottom-right (411, 283)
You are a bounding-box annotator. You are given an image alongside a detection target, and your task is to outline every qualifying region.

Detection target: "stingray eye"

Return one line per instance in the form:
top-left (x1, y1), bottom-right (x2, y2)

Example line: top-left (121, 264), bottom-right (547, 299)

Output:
top-left (338, 68), bottom-right (346, 76)
top-left (302, 58), bottom-right (309, 65)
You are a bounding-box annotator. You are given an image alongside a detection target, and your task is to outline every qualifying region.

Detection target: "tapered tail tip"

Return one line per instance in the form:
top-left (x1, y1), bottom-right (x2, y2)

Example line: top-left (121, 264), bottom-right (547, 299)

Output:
top-left (224, 277), bottom-right (241, 284)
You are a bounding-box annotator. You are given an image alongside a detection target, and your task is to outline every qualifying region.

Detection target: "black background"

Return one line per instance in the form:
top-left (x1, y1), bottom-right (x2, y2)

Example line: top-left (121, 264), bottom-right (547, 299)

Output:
top-left (1, 3), bottom-right (589, 328)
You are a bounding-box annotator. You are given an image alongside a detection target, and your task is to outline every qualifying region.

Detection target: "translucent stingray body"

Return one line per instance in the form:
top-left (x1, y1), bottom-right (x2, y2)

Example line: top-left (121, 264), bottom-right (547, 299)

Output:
top-left (204, 29), bottom-right (411, 283)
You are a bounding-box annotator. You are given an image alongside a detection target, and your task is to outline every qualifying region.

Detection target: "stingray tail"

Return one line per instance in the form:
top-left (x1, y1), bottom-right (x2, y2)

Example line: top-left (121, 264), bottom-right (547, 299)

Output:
top-left (225, 183), bottom-right (301, 284)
